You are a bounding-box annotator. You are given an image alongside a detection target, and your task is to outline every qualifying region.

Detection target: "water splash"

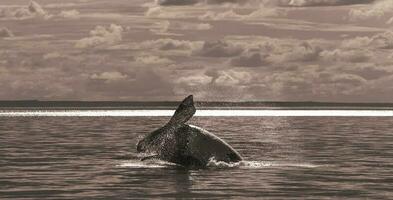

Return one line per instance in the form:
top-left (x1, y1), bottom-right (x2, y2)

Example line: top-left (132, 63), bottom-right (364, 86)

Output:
top-left (206, 158), bottom-right (319, 169)
top-left (117, 158), bottom-right (319, 169)
top-left (117, 159), bottom-right (180, 169)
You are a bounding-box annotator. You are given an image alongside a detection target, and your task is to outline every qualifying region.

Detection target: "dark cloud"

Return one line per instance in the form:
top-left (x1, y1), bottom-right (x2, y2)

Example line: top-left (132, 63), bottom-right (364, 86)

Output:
top-left (141, 38), bottom-right (200, 51)
top-left (193, 40), bottom-right (243, 57)
top-left (282, 42), bottom-right (322, 62)
top-left (1, 0), bottom-right (392, 102)
top-left (349, 0), bottom-right (392, 22)
top-left (158, 39), bottom-right (193, 50)
top-left (204, 68), bottom-right (220, 83)
top-left (0, 27), bottom-right (14, 38)
top-left (230, 53), bottom-right (270, 67)
top-left (0, 0), bottom-right (50, 20)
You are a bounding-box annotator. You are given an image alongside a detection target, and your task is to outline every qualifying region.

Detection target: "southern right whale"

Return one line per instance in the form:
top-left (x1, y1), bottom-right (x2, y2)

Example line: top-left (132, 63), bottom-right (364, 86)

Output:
top-left (137, 95), bottom-right (242, 168)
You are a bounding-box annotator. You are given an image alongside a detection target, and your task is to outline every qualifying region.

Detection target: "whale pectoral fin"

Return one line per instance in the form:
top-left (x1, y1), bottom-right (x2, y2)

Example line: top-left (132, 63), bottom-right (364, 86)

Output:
top-left (141, 154), bottom-right (160, 161)
top-left (167, 95), bottom-right (196, 126)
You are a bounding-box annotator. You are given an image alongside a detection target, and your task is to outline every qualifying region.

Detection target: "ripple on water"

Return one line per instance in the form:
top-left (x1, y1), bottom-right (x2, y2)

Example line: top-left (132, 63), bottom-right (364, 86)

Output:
top-left (2, 116), bottom-right (393, 199)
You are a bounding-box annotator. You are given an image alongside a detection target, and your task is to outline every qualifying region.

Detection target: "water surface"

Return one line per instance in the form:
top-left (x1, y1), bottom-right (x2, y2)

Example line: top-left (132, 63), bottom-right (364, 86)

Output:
top-left (1, 113), bottom-right (392, 199)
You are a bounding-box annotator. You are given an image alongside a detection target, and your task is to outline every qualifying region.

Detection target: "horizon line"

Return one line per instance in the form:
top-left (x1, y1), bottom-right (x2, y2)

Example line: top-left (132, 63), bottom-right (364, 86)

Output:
top-left (2, 110), bottom-right (393, 117)
top-left (1, 100), bottom-right (393, 104)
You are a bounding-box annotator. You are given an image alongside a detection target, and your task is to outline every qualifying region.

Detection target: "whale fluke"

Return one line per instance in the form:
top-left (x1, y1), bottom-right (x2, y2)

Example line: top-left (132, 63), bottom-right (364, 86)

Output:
top-left (167, 95), bottom-right (196, 127)
top-left (137, 95), bottom-right (242, 168)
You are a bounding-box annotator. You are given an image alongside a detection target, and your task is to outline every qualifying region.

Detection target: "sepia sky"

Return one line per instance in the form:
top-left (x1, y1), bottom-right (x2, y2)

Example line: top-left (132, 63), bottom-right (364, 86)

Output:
top-left (0, 0), bottom-right (392, 102)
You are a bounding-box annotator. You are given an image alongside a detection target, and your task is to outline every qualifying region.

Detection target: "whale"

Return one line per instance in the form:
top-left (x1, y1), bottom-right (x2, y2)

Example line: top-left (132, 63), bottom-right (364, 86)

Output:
top-left (136, 95), bottom-right (242, 168)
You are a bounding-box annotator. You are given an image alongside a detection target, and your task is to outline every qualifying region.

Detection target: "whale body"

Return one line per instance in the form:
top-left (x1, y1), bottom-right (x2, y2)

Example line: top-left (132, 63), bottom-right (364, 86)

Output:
top-left (136, 95), bottom-right (242, 167)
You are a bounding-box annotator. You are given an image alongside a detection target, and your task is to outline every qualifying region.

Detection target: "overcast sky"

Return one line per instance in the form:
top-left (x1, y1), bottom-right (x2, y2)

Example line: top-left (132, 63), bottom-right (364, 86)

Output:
top-left (0, 0), bottom-right (392, 102)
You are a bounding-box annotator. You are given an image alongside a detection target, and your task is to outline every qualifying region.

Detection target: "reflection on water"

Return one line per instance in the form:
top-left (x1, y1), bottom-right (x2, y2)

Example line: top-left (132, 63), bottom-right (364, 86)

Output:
top-left (1, 115), bottom-right (393, 199)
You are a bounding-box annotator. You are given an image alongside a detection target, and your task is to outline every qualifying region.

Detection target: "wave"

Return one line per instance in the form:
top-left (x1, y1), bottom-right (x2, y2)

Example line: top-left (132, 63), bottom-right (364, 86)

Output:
top-left (117, 158), bottom-right (318, 169)
top-left (206, 158), bottom-right (318, 169)
top-left (117, 159), bottom-right (181, 169)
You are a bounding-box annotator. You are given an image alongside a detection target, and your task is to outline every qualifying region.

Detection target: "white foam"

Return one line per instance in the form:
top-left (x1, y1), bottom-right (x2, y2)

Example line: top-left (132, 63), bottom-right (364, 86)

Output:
top-left (206, 158), bottom-right (318, 169)
top-left (117, 160), bottom-right (179, 169)
top-left (117, 159), bottom-right (318, 169)
top-left (1, 110), bottom-right (393, 117)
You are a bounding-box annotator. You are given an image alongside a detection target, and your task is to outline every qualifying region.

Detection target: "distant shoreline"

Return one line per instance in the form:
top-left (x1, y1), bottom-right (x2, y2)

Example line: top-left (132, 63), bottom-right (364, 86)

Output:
top-left (1, 100), bottom-right (393, 110)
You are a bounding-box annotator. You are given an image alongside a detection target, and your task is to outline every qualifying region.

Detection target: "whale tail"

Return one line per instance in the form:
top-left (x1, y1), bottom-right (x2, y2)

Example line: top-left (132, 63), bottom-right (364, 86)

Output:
top-left (167, 95), bottom-right (196, 127)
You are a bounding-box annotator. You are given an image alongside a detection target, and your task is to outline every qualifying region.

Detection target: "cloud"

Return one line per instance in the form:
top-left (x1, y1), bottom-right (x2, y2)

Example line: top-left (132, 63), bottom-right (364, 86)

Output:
top-left (149, 0), bottom-right (283, 22)
top-left (28, 1), bottom-right (47, 16)
top-left (163, 33), bottom-right (392, 101)
top-left (224, 37), bottom-right (330, 64)
top-left (349, 0), bottom-right (393, 21)
top-left (149, 20), bottom-right (171, 35)
top-left (87, 68), bottom-right (176, 100)
top-left (157, 0), bottom-right (248, 6)
top-left (157, 0), bottom-right (374, 7)
top-left (266, 72), bottom-right (313, 99)
top-left (0, 61), bottom-right (78, 100)
top-left (145, 6), bottom-right (190, 18)
top-left (280, 0), bottom-right (374, 7)
top-left (176, 74), bottom-right (212, 86)
top-left (135, 55), bottom-right (173, 65)
top-left (90, 71), bottom-right (128, 83)
top-left (175, 69), bottom-right (254, 101)
top-left (189, 34), bottom-right (383, 69)
top-left (280, 41), bottom-right (322, 62)
top-left (315, 72), bottom-right (368, 96)
top-left (320, 49), bottom-right (373, 63)
top-left (172, 22), bottom-right (212, 30)
top-left (0, 0), bottom-right (51, 20)
top-left (75, 24), bottom-right (124, 48)
top-left (230, 52), bottom-right (270, 67)
top-left (141, 38), bottom-right (202, 51)
top-left (387, 16), bottom-right (393, 24)
top-left (342, 63), bottom-right (392, 80)
top-left (260, 66), bottom-right (372, 101)
top-left (0, 27), bottom-right (14, 38)
top-left (157, 0), bottom-right (199, 6)
top-left (2, 0), bottom-right (392, 103)
top-left (193, 40), bottom-right (244, 57)
top-left (0, 1), bottom-right (81, 20)
top-left (58, 9), bottom-right (80, 19)
top-left (356, 75), bottom-right (393, 102)
top-left (214, 69), bottom-right (252, 86)
top-left (43, 3), bottom-right (78, 9)
top-left (328, 73), bottom-right (367, 86)
top-left (43, 52), bottom-right (64, 60)
top-left (200, 7), bottom-right (281, 21)
top-left (371, 31), bottom-right (393, 49)
top-left (149, 20), bottom-right (212, 35)
top-left (342, 31), bottom-right (393, 49)
top-left (341, 36), bottom-right (373, 49)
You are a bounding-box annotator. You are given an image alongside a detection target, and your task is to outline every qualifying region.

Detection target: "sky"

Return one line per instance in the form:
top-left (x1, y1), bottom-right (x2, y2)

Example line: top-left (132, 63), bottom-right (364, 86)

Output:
top-left (0, 0), bottom-right (392, 102)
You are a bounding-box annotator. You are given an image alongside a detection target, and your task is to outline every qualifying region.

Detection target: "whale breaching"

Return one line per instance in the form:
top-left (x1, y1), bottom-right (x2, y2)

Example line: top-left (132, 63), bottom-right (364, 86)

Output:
top-left (137, 95), bottom-right (242, 168)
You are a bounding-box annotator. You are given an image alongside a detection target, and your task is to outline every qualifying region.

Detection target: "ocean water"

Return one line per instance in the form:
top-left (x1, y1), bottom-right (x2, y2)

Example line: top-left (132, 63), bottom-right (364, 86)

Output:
top-left (1, 111), bottom-right (393, 199)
